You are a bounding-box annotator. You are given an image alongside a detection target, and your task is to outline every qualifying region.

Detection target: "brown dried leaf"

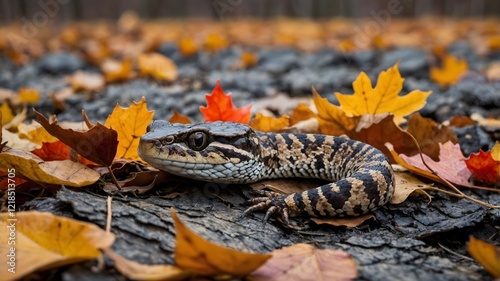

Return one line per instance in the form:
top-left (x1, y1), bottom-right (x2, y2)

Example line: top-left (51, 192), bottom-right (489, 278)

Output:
top-left (406, 113), bottom-right (458, 161)
top-left (391, 165), bottom-right (433, 204)
top-left (35, 110), bottom-right (118, 166)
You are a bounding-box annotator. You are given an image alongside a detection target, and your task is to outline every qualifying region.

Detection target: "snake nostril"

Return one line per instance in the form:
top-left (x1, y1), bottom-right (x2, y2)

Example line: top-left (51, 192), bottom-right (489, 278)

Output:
top-left (154, 140), bottom-right (162, 147)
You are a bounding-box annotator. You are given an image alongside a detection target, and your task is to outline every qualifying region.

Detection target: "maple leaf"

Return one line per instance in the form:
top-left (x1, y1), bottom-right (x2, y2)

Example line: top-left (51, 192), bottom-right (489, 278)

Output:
top-left (0, 211), bottom-right (115, 281)
top-left (68, 71), bottom-right (105, 92)
top-left (335, 63), bottom-right (432, 124)
top-left (101, 59), bottom-right (134, 83)
top-left (104, 97), bottom-right (154, 161)
top-left (312, 88), bottom-right (358, 136)
top-left (199, 80), bottom-right (252, 123)
top-left (465, 142), bottom-right (500, 184)
top-left (249, 113), bottom-right (290, 132)
top-left (35, 110), bottom-right (118, 166)
top-left (430, 55), bottom-right (468, 87)
top-left (171, 208), bottom-right (270, 277)
top-left (388, 141), bottom-right (484, 189)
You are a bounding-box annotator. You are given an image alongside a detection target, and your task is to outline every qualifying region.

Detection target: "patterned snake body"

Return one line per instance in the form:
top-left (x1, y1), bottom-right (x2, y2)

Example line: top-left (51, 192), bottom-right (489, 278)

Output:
top-left (138, 121), bottom-right (395, 218)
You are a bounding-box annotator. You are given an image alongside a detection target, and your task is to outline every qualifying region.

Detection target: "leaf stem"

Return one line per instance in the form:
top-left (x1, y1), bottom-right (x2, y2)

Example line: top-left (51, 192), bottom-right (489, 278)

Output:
top-left (403, 130), bottom-right (500, 209)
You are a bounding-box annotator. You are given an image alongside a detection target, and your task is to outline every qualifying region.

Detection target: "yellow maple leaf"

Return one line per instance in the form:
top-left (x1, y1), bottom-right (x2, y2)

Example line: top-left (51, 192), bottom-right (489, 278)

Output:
top-left (468, 236), bottom-right (500, 278)
top-left (430, 55), bottom-right (468, 87)
top-left (104, 97), bottom-right (154, 160)
top-left (312, 88), bottom-right (358, 136)
top-left (335, 63), bottom-right (432, 124)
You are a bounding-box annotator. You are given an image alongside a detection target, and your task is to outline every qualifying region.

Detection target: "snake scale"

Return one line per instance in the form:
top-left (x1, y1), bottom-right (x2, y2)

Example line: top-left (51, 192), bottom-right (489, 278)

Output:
top-left (138, 121), bottom-right (395, 221)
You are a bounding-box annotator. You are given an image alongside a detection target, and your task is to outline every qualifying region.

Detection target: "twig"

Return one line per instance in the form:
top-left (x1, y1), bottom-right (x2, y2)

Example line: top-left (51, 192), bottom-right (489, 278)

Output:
top-left (403, 131), bottom-right (500, 209)
top-left (107, 165), bottom-right (122, 190)
top-left (106, 196), bottom-right (112, 233)
top-left (438, 243), bottom-right (474, 261)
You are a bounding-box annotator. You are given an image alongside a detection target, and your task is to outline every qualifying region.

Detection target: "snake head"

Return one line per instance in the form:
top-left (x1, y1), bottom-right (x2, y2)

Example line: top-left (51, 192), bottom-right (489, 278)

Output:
top-left (138, 121), bottom-right (264, 184)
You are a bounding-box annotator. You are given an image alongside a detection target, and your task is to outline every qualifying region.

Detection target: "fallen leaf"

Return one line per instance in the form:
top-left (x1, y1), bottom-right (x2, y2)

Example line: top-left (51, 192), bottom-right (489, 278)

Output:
top-left (101, 59), bottom-right (134, 83)
top-left (178, 37), bottom-right (198, 57)
top-left (391, 165), bottom-right (433, 204)
top-left (35, 110), bottom-right (118, 166)
top-left (312, 88), bottom-right (358, 136)
top-left (200, 80), bottom-right (252, 123)
top-left (485, 61), bottom-right (500, 81)
top-left (204, 33), bottom-right (228, 52)
top-left (0, 149), bottom-right (100, 186)
top-left (250, 114), bottom-right (290, 132)
top-left (104, 97), bottom-right (154, 160)
top-left (138, 52), bottom-right (178, 82)
top-left (31, 141), bottom-right (95, 165)
top-left (388, 141), bottom-right (483, 189)
top-left (104, 248), bottom-right (190, 281)
top-left (430, 55), bottom-right (468, 87)
top-left (311, 214), bottom-right (374, 228)
top-left (0, 211), bottom-right (115, 281)
top-left (168, 110), bottom-right (191, 124)
top-left (447, 115), bottom-right (476, 128)
top-left (0, 103), bottom-right (14, 124)
top-left (68, 71), bottom-right (105, 92)
top-left (172, 208), bottom-right (271, 277)
top-left (354, 114), bottom-right (415, 163)
top-left (250, 243), bottom-right (357, 281)
top-left (335, 63), bottom-right (432, 124)
top-left (241, 51), bottom-right (258, 68)
top-left (468, 236), bottom-right (500, 278)
top-left (2, 129), bottom-right (39, 150)
top-left (406, 113), bottom-right (458, 161)
top-left (18, 87), bottom-right (40, 104)
top-left (465, 142), bottom-right (500, 184)
top-left (290, 103), bottom-right (316, 126)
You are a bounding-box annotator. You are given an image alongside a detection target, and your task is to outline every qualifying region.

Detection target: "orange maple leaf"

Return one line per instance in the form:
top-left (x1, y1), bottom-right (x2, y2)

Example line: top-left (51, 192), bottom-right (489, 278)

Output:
top-left (335, 62), bottom-right (431, 124)
top-left (465, 142), bottom-right (500, 184)
top-left (430, 55), bottom-right (468, 87)
top-left (199, 80), bottom-right (252, 123)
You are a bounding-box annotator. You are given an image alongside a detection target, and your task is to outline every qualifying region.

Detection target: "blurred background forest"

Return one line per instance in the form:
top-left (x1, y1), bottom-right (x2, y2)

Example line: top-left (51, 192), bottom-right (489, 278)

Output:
top-left (1, 0), bottom-right (500, 23)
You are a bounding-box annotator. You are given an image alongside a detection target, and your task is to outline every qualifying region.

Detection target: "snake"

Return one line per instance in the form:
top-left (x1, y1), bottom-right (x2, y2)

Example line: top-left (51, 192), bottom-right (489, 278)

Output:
top-left (138, 121), bottom-right (395, 221)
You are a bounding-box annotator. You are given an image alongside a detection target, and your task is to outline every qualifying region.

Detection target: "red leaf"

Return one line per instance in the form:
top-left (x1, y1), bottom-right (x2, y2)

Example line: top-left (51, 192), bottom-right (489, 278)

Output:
top-left (465, 145), bottom-right (500, 184)
top-left (199, 80), bottom-right (252, 123)
top-left (31, 141), bottom-right (95, 166)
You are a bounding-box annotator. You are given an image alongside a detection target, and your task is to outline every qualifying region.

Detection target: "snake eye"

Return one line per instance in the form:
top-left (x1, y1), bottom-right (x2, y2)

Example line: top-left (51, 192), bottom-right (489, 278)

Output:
top-left (187, 131), bottom-right (209, 151)
top-left (162, 135), bottom-right (175, 145)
